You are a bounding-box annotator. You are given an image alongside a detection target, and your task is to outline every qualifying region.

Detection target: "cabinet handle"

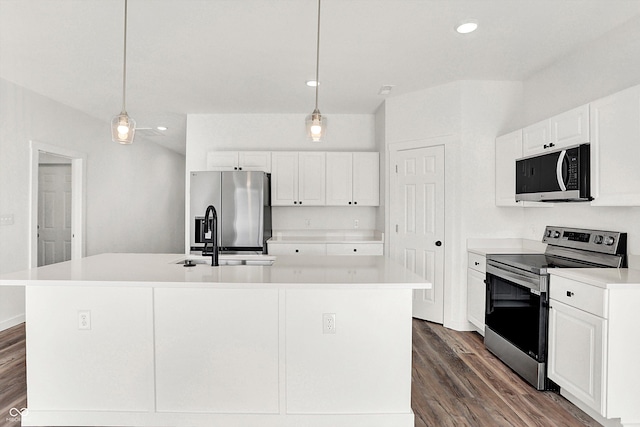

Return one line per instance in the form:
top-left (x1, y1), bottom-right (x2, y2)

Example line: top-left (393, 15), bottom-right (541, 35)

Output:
top-left (295, 249), bottom-right (299, 253)
top-left (550, 143), bottom-right (555, 148)
top-left (543, 144), bottom-right (549, 149)
top-left (474, 261), bottom-right (480, 266)
top-left (566, 291), bottom-right (574, 297)
top-left (234, 167), bottom-right (238, 170)
top-left (353, 249), bottom-right (357, 252)
top-left (294, 201), bottom-right (297, 204)
top-left (239, 167), bottom-right (242, 170)
top-left (299, 201), bottom-right (302, 205)
top-left (354, 201), bottom-right (358, 205)
top-left (348, 201), bottom-right (352, 205)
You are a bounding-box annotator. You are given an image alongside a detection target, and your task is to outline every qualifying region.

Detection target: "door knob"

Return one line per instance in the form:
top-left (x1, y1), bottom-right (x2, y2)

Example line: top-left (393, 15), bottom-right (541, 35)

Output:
top-left (435, 241), bottom-right (442, 247)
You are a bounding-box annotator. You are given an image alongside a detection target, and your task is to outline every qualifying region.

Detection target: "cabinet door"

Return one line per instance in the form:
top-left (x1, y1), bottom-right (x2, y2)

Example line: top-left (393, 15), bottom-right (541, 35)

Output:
top-left (326, 152), bottom-right (353, 206)
top-left (206, 151), bottom-right (239, 170)
top-left (352, 152), bottom-right (380, 206)
top-left (239, 151), bottom-right (271, 172)
top-left (548, 300), bottom-right (606, 415)
top-left (590, 84), bottom-right (640, 206)
top-left (466, 268), bottom-right (486, 334)
top-left (551, 104), bottom-right (590, 149)
top-left (271, 152), bottom-right (298, 206)
top-left (298, 152), bottom-right (326, 206)
top-left (522, 120), bottom-right (552, 157)
top-left (495, 130), bottom-right (522, 207)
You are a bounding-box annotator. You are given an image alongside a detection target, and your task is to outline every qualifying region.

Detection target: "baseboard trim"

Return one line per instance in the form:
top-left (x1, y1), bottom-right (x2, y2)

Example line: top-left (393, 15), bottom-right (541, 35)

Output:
top-left (0, 314), bottom-right (26, 332)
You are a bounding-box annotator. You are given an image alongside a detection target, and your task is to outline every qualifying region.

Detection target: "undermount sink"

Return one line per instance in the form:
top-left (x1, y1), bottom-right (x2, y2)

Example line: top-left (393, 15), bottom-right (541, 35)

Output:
top-left (176, 256), bottom-right (275, 267)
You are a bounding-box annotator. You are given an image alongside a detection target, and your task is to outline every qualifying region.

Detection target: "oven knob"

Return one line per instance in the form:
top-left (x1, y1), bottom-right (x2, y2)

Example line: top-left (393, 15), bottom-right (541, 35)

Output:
top-left (604, 236), bottom-right (615, 246)
top-left (594, 235), bottom-right (604, 244)
top-left (553, 231), bottom-right (561, 238)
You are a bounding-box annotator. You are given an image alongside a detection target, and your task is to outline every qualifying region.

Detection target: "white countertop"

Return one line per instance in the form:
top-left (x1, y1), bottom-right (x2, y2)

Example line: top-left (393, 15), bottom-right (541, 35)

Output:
top-left (0, 253), bottom-right (430, 290)
top-left (468, 247), bottom-right (544, 256)
top-left (549, 268), bottom-right (640, 289)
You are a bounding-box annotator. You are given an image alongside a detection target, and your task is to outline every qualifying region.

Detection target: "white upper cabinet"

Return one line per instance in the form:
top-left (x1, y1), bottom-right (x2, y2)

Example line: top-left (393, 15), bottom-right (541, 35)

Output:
top-left (495, 130), bottom-right (522, 207)
top-left (590, 84), bottom-right (640, 206)
top-left (206, 151), bottom-right (271, 172)
top-left (271, 152), bottom-right (325, 206)
top-left (522, 104), bottom-right (590, 157)
top-left (326, 152), bottom-right (380, 206)
top-left (352, 152), bottom-right (380, 206)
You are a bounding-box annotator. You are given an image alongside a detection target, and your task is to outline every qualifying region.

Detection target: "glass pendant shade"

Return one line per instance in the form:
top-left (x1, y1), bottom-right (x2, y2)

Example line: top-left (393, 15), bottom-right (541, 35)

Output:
top-left (111, 112), bottom-right (136, 144)
top-left (306, 109), bottom-right (326, 142)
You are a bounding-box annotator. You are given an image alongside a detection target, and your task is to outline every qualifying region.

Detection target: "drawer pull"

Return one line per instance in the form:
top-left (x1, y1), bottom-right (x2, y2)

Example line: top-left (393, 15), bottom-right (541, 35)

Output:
top-left (566, 291), bottom-right (574, 297)
top-left (353, 249), bottom-right (357, 252)
top-left (295, 249), bottom-right (299, 253)
top-left (474, 261), bottom-right (480, 266)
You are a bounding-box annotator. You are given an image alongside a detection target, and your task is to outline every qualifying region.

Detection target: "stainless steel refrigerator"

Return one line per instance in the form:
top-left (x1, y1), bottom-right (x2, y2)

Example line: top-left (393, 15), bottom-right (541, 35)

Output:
top-left (189, 171), bottom-right (271, 255)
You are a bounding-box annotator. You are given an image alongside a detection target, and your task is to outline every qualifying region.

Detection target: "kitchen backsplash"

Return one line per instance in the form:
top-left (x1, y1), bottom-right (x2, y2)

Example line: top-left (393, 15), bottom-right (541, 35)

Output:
top-left (272, 206), bottom-right (378, 231)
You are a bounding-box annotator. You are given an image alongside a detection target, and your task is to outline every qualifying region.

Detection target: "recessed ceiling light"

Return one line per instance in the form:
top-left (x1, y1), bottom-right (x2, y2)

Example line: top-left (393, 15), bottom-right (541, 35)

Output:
top-left (456, 20), bottom-right (478, 34)
top-left (306, 80), bottom-right (320, 87)
top-left (156, 126), bottom-right (168, 131)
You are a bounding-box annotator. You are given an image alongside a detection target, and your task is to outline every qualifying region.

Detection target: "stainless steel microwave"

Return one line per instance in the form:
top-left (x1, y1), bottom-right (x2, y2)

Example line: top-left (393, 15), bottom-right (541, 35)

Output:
top-left (515, 144), bottom-right (591, 202)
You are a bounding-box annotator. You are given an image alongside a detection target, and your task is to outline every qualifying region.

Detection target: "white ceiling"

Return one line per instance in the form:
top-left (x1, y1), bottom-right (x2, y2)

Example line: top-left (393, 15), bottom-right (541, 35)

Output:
top-left (2, 0), bottom-right (640, 154)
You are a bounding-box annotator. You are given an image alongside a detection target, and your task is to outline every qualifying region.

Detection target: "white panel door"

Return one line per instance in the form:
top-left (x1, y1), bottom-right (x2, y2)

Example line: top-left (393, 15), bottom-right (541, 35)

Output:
top-left (352, 152), bottom-right (380, 206)
top-left (38, 164), bottom-right (72, 266)
top-left (551, 104), bottom-right (590, 149)
top-left (271, 152), bottom-right (298, 205)
top-left (522, 119), bottom-right (552, 157)
top-left (239, 151), bottom-right (271, 172)
top-left (298, 152), bottom-right (326, 206)
top-left (390, 145), bottom-right (445, 323)
top-left (325, 152), bottom-right (353, 206)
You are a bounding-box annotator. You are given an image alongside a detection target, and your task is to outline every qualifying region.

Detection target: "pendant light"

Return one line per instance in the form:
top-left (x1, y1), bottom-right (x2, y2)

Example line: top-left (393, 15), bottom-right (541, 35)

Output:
top-left (305, 0), bottom-right (327, 142)
top-left (111, 0), bottom-right (136, 144)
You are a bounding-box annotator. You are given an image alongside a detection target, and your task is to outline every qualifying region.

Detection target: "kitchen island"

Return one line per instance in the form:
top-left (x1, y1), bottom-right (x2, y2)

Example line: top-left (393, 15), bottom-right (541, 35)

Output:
top-left (0, 253), bottom-right (430, 427)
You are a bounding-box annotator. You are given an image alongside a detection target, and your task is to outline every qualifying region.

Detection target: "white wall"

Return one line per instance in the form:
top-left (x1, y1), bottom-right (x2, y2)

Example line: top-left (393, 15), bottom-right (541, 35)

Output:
top-left (185, 113), bottom-right (377, 237)
top-left (384, 80), bottom-right (524, 330)
top-left (0, 78), bottom-right (185, 330)
top-left (519, 15), bottom-right (640, 255)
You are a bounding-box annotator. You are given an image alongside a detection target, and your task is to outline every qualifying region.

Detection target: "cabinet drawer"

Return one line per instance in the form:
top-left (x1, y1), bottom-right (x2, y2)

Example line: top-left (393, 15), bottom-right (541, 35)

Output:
top-left (468, 252), bottom-right (486, 273)
top-left (267, 243), bottom-right (326, 256)
top-left (326, 243), bottom-right (383, 256)
top-left (550, 276), bottom-right (607, 318)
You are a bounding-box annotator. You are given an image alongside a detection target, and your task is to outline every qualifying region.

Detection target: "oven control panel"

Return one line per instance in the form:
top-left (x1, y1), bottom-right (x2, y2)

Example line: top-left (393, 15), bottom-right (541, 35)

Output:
top-left (543, 226), bottom-right (627, 255)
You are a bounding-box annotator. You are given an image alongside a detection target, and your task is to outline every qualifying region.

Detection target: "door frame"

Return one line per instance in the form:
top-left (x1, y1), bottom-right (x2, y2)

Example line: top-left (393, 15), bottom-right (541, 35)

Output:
top-left (386, 135), bottom-right (458, 327)
top-left (29, 140), bottom-right (86, 268)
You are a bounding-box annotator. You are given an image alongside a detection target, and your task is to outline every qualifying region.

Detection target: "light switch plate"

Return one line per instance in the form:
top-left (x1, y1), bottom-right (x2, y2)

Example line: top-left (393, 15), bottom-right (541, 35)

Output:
top-left (0, 214), bottom-right (14, 226)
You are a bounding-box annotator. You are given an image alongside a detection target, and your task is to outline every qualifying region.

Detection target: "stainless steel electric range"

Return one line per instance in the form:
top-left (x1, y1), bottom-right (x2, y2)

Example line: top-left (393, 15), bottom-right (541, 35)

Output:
top-left (484, 226), bottom-right (627, 390)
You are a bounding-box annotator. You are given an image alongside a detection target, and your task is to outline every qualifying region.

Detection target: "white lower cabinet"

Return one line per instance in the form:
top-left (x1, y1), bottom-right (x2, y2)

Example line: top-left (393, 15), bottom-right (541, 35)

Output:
top-left (268, 242), bottom-right (382, 256)
top-left (548, 274), bottom-right (640, 424)
top-left (267, 243), bottom-right (327, 255)
top-left (466, 252), bottom-right (486, 334)
top-left (548, 300), bottom-right (605, 414)
top-left (326, 243), bottom-right (383, 256)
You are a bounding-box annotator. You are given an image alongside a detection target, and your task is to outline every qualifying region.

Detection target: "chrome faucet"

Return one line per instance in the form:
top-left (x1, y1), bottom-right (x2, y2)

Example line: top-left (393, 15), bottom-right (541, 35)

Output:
top-left (203, 205), bottom-right (219, 267)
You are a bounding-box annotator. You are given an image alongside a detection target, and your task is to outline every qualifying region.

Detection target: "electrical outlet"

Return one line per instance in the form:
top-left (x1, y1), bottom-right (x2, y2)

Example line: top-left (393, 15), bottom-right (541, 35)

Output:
top-left (354, 219), bottom-right (359, 229)
top-left (305, 219), bottom-right (311, 227)
top-left (78, 310), bottom-right (91, 330)
top-left (323, 313), bottom-right (336, 334)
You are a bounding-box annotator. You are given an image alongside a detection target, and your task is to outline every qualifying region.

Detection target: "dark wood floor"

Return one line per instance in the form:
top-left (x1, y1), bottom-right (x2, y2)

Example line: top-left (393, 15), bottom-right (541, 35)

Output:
top-left (412, 319), bottom-right (600, 427)
top-left (0, 321), bottom-right (600, 427)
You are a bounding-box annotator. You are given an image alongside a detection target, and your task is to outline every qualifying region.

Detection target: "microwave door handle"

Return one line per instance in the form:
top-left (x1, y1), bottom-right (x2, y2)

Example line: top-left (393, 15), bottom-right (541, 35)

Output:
top-left (556, 150), bottom-right (567, 191)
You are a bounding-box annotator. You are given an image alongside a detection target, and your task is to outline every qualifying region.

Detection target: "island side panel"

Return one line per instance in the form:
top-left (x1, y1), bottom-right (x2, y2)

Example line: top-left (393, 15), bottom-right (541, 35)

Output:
top-left (154, 288), bottom-right (280, 413)
top-left (25, 285), bottom-right (155, 412)
top-left (285, 288), bottom-right (413, 415)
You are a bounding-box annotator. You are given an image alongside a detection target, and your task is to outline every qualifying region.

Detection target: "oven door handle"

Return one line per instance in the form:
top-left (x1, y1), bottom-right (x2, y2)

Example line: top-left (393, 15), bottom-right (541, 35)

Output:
top-left (486, 263), bottom-right (543, 293)
top-left (485, 278), bottom-right (494, 315)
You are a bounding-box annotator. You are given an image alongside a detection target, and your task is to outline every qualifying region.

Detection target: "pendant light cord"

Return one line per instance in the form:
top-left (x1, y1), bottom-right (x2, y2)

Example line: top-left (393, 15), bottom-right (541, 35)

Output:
top-left (121, 0), bottom-right (129, 114)
top-left (314, 0), bottom-right (321, 111)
